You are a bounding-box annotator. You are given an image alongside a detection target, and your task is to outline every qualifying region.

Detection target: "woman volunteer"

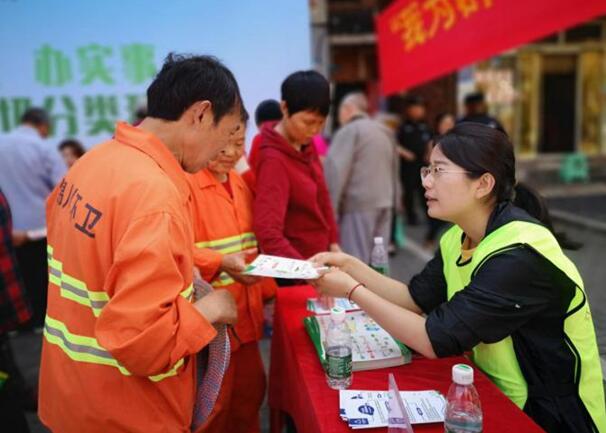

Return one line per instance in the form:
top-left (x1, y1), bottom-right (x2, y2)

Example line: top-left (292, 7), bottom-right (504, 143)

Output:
top-left (312, 122), bottom-right (606, 433)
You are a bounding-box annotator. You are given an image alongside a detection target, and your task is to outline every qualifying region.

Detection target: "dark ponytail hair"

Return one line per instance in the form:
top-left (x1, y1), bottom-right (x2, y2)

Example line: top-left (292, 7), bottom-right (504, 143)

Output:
top-left (436, 122), bottom-right (580, 250)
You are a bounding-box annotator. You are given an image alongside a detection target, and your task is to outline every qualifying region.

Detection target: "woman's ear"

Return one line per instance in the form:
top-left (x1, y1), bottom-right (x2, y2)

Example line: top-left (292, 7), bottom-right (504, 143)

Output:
top-left (475, 172), bottom-right (496, 201)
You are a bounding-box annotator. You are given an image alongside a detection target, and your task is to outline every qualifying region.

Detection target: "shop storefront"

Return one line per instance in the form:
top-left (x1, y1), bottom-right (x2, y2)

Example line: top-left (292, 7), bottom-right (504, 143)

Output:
top-left (458, 18), bottom-right (606, 157)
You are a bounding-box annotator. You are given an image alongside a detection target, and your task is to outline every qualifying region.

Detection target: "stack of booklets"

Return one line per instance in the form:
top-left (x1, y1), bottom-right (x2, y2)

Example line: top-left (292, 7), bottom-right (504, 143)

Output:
top-left (303, 310), bottom-right (412, 372)
top-left (339, 389), bottom-right (445, 429)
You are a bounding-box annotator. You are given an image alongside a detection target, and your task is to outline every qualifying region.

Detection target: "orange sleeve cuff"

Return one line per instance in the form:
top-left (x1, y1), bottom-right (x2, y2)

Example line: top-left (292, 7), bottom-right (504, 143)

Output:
top-left (261, 277), bottom-right (278, 301)
top-left (172, 295), bottom-right (217, 357)
top-left (193, 248), bottom-right (223, 282)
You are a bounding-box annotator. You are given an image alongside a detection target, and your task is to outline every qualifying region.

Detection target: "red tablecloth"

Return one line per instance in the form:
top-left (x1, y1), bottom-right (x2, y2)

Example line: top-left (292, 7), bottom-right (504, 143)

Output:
top-left (268, 285), bottom-right (545, 433)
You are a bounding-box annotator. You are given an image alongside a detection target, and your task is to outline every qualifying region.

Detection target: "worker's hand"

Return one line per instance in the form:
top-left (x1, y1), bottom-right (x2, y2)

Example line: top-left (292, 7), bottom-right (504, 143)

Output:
top-left (309, 251), bottom-right (357, 273)
top-left (12, 230), bottom-right (28, 247)
top-left (220, 248), bottom-right (257, 273)
top-left (310, 268), bottom-right (359, 299)
top-left (220, 248), bottom-right (260, 285)
top-left (195, 289), bottom-right (238, 325)
top-left (329, 243), bottom-right (342, 253)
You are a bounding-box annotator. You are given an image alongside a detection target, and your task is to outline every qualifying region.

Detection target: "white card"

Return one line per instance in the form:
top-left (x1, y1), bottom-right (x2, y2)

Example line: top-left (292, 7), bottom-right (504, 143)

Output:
top-left (243, 254), bottom-right (322, 279)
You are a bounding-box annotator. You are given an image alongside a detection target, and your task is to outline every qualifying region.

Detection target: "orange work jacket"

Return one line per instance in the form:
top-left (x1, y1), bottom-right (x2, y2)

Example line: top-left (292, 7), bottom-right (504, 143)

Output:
top-left (39, 122), bottom-right (217, 433)
top-left (188, 169), bottom-right (276, 348)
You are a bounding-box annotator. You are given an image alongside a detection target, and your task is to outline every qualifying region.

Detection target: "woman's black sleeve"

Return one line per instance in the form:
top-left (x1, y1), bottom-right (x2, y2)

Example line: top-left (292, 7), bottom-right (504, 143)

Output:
top-left (425, 247), bottom-right (557, 358)
top-left (408, 249), bottom-right (448, 314)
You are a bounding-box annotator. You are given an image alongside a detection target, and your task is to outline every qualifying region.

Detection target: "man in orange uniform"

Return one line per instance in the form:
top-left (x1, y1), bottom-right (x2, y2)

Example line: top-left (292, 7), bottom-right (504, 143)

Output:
top-left (188, 112), bottom-right (277, 433)
top-left (39, 54), bottom-right (243, 433)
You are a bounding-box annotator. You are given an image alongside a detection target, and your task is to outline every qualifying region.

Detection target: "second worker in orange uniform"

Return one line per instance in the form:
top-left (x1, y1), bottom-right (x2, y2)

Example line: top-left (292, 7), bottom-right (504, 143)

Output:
top-left (188, 110), bottom-right (277, 433)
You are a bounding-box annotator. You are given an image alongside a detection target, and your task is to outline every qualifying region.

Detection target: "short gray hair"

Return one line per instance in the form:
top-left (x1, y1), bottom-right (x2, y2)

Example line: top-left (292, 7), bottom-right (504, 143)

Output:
top-left (340, 92), bottom-right (368, 113)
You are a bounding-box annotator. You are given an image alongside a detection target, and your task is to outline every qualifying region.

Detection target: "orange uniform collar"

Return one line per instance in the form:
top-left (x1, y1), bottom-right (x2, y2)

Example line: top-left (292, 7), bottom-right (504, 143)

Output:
top-left (114, 122), bottom-right (191, 201)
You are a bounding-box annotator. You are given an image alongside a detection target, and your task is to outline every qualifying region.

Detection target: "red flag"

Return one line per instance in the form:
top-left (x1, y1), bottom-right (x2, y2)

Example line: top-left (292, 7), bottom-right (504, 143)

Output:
top-left (377, 0), bottom-right (606, 94)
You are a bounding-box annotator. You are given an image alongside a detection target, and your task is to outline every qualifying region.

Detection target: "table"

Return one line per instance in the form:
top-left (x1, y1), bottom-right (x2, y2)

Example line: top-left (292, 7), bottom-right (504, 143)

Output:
top-left (268, 285), bottom-right (545, 433)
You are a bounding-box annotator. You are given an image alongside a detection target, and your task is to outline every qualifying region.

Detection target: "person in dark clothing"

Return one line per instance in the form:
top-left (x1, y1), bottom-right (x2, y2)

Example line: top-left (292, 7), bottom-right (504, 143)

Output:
top-left (0, 189), bottom-right (33, 432)
top-left (312, 123), bottom-right (606, 433)
top-left (396, 95), bottom-right (432, 225)
top-left (424, 112), bottom-right (455, 247)
top-left (459, 91), bottom-right (505, 133)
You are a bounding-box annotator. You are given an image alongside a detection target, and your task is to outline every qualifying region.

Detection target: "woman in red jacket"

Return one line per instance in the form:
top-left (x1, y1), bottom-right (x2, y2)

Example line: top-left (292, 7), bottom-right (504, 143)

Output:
top-left (253, 71), bottom-right (340, 269)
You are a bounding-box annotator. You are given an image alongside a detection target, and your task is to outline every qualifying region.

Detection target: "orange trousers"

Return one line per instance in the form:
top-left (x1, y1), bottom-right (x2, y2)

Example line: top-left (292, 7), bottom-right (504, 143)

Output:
top-left (198, 341), bottom-right (266, 433)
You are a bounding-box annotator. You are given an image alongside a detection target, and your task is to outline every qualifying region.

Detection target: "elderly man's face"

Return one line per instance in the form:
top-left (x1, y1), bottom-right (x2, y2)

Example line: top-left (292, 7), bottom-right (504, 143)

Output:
top-left (179, 101), bottom-right (242, 173)
top-left (338, 103), bottom-right (353, 126)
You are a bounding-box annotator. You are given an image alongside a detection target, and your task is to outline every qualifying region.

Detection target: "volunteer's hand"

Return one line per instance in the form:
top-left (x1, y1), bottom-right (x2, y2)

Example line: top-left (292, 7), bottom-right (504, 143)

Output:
top-left (309, 251), bottom-right (356, 272)
top-left (12, 230), bottom-right (28, 247)
top-left (329, 243), bottom-right (342, 253)
top-left (220, 248), bottom-right (260, 285)
top-left (195, 290), bottom-right (238, 325)
top-left (311, 268), bottom-right (359, 299)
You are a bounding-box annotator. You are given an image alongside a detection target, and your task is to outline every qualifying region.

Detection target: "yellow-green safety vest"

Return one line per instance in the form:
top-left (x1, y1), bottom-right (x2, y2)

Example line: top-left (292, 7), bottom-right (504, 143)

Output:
top-left (440, 221), bottom-right (606, 432)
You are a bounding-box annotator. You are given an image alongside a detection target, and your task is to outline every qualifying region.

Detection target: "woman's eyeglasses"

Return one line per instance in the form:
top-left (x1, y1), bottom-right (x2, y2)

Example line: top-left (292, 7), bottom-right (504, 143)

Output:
top-left (420, 165), bottom-right (471, 181)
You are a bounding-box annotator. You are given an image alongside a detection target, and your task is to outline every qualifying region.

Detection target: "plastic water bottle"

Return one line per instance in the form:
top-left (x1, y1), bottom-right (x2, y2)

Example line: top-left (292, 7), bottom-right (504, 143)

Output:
top-left (325, 307), bottom-right (352, 390)
top-left (370, 237), bottom-right (390, 275)
top-left (444, 364), bottom-right (483, 433)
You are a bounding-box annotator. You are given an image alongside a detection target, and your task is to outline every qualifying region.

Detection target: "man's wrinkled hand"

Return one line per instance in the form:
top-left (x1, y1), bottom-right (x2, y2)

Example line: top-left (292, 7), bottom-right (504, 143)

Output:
top-left (195, 290), bottom-right (238, 325)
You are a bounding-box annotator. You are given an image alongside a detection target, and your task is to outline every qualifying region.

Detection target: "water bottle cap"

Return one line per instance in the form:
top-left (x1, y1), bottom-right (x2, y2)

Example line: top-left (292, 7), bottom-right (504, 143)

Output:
top-left (373, 237), bottom-right (384, 245)
top-left (452, 364), bottom-right (474, 385)
top-left (330, 306), bottom-right (346, 323)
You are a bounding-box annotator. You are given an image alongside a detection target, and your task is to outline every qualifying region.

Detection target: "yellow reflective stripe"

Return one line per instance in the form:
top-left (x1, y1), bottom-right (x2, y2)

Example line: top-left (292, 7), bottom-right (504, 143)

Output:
top-left (47, 246), bottom-right (109, 317)
top-left (44, 315), bottom-right (186, 381)
top-left (211, 272), bottom-right (235, 288)
top-left (242, 239), bottom-right (257, 249)
top-left (195, 232), bottom-right (257, 254)
top-left (240, 233), bottom-right (257, 248)
top-left (220, 243), bottom-right (245, 255)
top-left (44, 315), bottom-right (131, 375)
top-left (180, 284), bottom-right (194, 301)
top-left (195, 233), bottom-right (245, 249)
top-left (148, 358), bottom-right (185, 382)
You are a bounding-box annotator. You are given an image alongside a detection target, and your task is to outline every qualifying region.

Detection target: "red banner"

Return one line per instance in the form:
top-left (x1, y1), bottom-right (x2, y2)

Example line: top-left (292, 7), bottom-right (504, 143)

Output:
top-left (377, 0), bottom-right (606, 95)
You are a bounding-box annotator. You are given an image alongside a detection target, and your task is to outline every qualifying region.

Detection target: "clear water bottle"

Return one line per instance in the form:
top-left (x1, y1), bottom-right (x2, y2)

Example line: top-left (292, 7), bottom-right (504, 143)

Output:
top-left (325, 307), bottom-right (352, 390)
top-left (444, 364), bottom-right (483, 433)
top-left (370, 237), bottom-right (390, 275)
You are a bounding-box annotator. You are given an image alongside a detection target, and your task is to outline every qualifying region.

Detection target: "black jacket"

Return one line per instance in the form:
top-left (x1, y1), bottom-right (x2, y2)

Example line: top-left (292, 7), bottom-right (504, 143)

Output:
top-left (396, 120), bottom-right (432, 166)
